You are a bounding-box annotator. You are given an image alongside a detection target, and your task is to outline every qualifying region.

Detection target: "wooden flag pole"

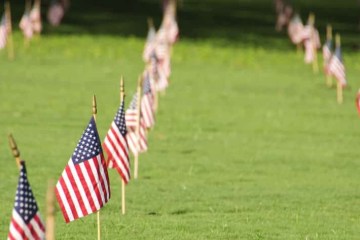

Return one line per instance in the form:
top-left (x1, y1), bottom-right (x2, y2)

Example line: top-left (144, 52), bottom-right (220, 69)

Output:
top-left (46, 180), bottom-right (56, 240)
top-left (92, 95), bottom-right (101, 240)
top-left (308, 13), bottom-right (318, 73)
top-left (325, 24), bottom-right (333, 87)
top-left (5, 1), bottom-right (14, 60)
top-left (134, 76), bottom-right (142, 179)
top-left (8, 134), bottom-right (21, 169)
top-left (335, 34), bottom-right (343, 104)
top-left (120, 77), bottom-right (126, 215)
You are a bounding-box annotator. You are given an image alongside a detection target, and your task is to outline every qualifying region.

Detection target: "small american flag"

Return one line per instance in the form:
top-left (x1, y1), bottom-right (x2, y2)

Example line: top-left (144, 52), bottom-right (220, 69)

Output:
top-left (30, 4), bottom-right (42, 34)
top-left (7, 161), bottom-right (45, 240)
top-left (143, 24), bottom-right (156, 62)
top-left (150, 53), bottom-right (169, 92)
top-left (125, 94), bottom-right (148, 156)
top-left (47, 0), bottom-right (65, 27)
top-left (56, 116), bottom-right (110, 223)
top-left (141, 72), bottom-right (155, 129)
top-left (103, 100), bottom-right (131, 183)
top-left (303, 27), bottom-right (320, 64)
top-left (287, 14), bottom-right (304, 44)
top-left (19, 11), bottom-right (33, 39)
top-left (322, 39), bottom-right (332, 74)
top-left (0, 13), bottom-right (8, 49)
top-left (328, 45), bottom-right (346, 87)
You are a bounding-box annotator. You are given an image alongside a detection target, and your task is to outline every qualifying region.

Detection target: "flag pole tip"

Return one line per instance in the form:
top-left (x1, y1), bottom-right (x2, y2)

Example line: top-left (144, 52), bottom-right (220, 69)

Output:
top-left (8, 134), bottom-right (20, 158)
top-left (92, 95), bottom-right (97, 115)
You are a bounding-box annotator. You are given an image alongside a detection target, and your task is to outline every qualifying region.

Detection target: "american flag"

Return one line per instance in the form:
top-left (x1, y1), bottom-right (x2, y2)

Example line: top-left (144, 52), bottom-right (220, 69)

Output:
top-left (356, 90), bottom-right (360, 116)
top-left (328, 46), bottom-right (346, 87)
top-left (30, 4), bottom-right (42, 34)
top-left (7, 161), bottom-right (45, 240)
top-left (322, 39), bottom-right (332, 74)
top-left (103, 100), bottom-right (131, 183)
top-left (165, 16), bottom-right (179, 44)
top-left (275, 5), bottom-right (292, 32)
top-left (150, 53), bottom-right (169, 92)
top-left (287, 14), bottom-right (304, 44)
top-left (56, 116), bottom-right (110, 223)
top-left (125, 94), bottom-right (148, 156)
top-left (143, 24), bottom-right (156, 62)
top-left (47, 0), bottom-right (65, 27)
top-left (19, 11), bottom-right (33, 39)
top-left (141, 72), bottom-right (155, 129)
top-left (303, 27), bottom-right (320, 64)
top-left (0, 13), bottom-right (8, 49)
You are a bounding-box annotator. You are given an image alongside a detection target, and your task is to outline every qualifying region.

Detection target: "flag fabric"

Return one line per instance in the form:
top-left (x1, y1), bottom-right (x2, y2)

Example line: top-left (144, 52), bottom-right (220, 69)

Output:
top-left (149, 53), bottom-right (169, 92)
top-left (303, 26), bottom-right (320, 64)
top-left (30, 4), bottom-right (42, 34)
top-left (141, 72), bottom-right (155, 129)
top-left (47, 0), bottom-right (65, 27)
top-left (56, 116), bottom-right (110, 223)
top-left (125, 94), bottom-right (148, 156)
top-left (0, 13), bottom-right (8, 49)
top-left (19, 11), bottom-right (33, 39)
top-left (322, 39), bottom-right (332, 74)
top-left (275, 5), bottom-right (293, 32)
top-left (356, 91), bottom-right (360, 116)
top-left (103, 100), bottom-right (131, 184)
top-left (328, 46), bottom-right (346, 87)
top-left (7, 161), bottom-right (45, 240)
top-left (287, 14), bottom-right (304, 44)
top-left (143, 24), bottom-right (156, 62)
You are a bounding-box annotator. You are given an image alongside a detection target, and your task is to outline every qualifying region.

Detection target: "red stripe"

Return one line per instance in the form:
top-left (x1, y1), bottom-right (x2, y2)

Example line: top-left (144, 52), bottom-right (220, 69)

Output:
top-left (65, 166), bottom-right (87, 217)
top-left (74, 163), bottom-right (97, 213)
top-left (83, 160), bottom-right (104, 207)
top-left (55, 187), bottom-right (70, 223)
top-left (98, 154), bottom-right (110, 201)
top-left (58, 173), bottom-right (79, 221)
top-left (33, 214), bottom-right (45, 232)
top-left (10, 219), bottom-right (25, 239)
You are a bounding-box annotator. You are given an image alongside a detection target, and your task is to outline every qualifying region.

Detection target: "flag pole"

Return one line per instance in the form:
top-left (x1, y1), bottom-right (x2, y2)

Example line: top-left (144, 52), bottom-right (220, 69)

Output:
top-left (325, 24), bottom-right (333, 87)
top-left (134, 76), bottom-right (142, 179)
top-left (120, 76), bottom-right (126, 215)
top-left (308, 13), bottom-right (318, 74)
top-left (46, 179), bottom-right (56, 240)
top-left (335, 34), bottom-right (343, 104)
top-left (5, 0), bottom-right (14, 60)
top-left (8, 134), bottom-right (21, 169)
top-left (92, 95), bottom-right (101, 240)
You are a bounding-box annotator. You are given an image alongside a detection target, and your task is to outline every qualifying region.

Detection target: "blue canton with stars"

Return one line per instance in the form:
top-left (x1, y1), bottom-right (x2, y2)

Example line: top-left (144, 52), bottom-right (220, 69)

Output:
top-left (114, 101), bottom-right (127, 136)
top-left (72, 116), bottom-right (102, 164)
top-left (14, 161), bottom-right (39, 224)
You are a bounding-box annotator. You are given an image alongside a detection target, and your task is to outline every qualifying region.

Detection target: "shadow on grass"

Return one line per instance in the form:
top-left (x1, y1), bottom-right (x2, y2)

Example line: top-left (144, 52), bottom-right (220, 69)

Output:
top-left (9, 0), bottom-right (360, 50)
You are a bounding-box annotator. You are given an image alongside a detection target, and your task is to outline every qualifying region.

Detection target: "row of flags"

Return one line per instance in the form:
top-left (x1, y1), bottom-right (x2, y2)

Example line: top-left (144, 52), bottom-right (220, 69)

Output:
top-left (6, 0), bottom-right (179, 238)
top-left (0, 0), bottom-right (69, 51)
top-left (274, 0), bottom-right (348, 103)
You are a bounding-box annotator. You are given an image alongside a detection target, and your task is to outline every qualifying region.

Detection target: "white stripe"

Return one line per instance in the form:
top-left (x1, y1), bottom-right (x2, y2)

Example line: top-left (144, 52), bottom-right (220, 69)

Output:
top-left (28, 213), bottom-right (45, 239)
top-left (88, 159), bottom-right (106, 207)
top-left (69, 161), bottom-right (93, 214)
top-left (8, 212), bottom-right (22, 240)
top-left (79, 162), bottom-right (101, 210)
top-left (62, 168), bottom-right (84, 218)
top-left (97, 155), bottom-right (110, 201)
top-left (55, 182), bottom-right (74, 221)
top-left (12, 210), bottom-right (33, 239)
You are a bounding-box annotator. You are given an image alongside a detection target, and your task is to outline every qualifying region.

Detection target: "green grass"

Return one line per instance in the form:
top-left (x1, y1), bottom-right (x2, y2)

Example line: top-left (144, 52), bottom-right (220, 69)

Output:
top-left (1, 0), bottom-right (360, 239)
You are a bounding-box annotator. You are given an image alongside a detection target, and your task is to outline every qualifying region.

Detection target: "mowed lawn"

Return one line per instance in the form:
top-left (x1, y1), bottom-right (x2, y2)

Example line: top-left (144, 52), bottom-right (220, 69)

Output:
top-left (1, 0), bottom-right (360, 239)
